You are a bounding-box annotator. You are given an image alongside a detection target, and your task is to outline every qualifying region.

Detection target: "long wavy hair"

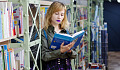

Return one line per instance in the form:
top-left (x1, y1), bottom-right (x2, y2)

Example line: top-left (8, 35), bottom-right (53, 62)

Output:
top-left (44, 1), bottom-right (69, 30)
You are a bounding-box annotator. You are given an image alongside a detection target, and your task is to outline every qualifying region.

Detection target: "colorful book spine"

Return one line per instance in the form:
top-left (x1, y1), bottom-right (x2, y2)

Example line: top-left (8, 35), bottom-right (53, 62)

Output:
top-left (7, 2), bottom-right (13, 37)
top-left (0, 2), bottom-right (14, 38)
top-left (20, 50), bottom-right (24, 68)
top-left (13, 4), bottom-right (23, 35)
top-left (3, 2), bottom-right (9, 38)
top-left (0, 9), bottom-right (2, 39)
top-left (10, 49), bottom-right (16, 70)
top-left (99, 26), bottom-right (102, 63)
top-left (3, 45), bottom-right (8, 70)
top-left (40, 7), bottom-right (48, 29)
top-left (7, 50), bottom-right (10, 70)
top-left (0, 46), bottom-right (4, 70)
top-left (0, 2), bottom-right (4, 38)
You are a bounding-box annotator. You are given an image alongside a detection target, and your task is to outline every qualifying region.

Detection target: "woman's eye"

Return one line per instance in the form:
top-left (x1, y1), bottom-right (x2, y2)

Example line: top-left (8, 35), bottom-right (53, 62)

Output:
top-left (61, 14), bottom-right (64, 16)
top-left (55, 12), bottom-right (59, 15)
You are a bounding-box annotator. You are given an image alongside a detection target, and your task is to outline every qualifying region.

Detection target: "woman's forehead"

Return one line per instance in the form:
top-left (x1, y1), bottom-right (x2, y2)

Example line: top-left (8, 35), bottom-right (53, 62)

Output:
top-left (55, 10), bottom-right (65, 13)
top-left (54, 8), bottom-right (65, 13)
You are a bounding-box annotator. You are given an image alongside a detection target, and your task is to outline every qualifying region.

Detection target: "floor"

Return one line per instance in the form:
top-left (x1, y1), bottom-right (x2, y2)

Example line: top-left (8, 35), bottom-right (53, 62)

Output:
top-left (108, 52), bottom-right (120, 70)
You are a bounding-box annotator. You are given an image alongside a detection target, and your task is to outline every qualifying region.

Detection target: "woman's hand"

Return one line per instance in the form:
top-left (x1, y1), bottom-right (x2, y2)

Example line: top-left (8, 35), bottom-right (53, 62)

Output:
top-left (60, 41), bottom-right (75, 53)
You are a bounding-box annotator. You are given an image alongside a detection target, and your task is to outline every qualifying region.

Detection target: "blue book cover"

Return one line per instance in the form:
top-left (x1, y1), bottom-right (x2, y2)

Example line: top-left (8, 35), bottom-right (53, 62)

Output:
top-left (0, 10), bottom-right (3, 39)
top-left (50, 30), bottom-right (85, 50)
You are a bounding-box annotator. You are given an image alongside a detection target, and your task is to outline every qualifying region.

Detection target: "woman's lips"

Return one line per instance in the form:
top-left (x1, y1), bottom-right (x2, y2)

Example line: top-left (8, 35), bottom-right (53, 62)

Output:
top-left (56, 20), bottom-right (60, 22)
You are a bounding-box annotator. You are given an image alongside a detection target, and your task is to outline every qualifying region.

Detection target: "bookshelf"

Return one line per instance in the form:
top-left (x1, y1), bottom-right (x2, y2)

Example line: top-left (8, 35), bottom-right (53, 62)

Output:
top-left (67, 0), bottom-right (90, 70)
top-left (88, 0), bottom-right (107, 69)
top-left (0, 0), bottom-right (105, 70)
top-left (0, 0), bottom-right (53, 70)
top-left (68, 0), bottom-right (104, 70)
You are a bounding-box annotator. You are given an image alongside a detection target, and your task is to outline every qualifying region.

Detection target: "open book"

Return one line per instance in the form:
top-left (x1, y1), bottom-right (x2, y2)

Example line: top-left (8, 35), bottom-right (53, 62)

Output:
top-left (50, 30), bottom-right (85, 50)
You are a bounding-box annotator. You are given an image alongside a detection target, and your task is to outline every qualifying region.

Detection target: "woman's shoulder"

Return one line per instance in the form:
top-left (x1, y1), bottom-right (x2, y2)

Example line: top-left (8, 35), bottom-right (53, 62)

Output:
top-left (60, 29), bottom-right (69, 34)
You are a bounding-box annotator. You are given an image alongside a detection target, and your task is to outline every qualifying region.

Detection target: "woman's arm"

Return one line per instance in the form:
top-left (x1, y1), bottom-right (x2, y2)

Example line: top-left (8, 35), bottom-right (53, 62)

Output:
top-left (41, 30), bottom-right (70, 61)
top-left (67, 49), bottom-right (77, 59)
top-left (41, 30), bottom-right (61, 61)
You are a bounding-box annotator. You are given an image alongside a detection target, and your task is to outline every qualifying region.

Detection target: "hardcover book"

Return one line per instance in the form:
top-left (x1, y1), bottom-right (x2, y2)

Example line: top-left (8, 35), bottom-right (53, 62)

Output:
top-left (50, 30), bottom-right (85, 50)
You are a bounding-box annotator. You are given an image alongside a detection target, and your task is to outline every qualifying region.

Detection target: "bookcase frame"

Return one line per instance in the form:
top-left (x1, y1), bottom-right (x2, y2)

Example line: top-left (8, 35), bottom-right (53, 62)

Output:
top-left (67, 0), bottom-right (90, 69)
top-left (69, 0), bottom-right (104, 69)
top-left (7, 0), bottom-right (41, 70)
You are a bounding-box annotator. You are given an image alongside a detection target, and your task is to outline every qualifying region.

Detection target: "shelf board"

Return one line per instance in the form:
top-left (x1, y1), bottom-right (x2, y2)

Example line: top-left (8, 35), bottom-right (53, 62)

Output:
top-left (77, 19), bottom-right (87, 22)
top-left (40, 1), bottom-right (53, 6)
top-left (0, 34), bottom-right (23, 43)
top-left (0, 0), bottom-right (7, 1)
top-left (73, 5), bottom-right (87, 8)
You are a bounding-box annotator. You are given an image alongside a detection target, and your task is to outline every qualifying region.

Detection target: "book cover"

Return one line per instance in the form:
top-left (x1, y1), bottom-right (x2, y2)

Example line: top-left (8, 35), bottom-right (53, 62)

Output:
top-left (50, 30), bottom-right (85, 50)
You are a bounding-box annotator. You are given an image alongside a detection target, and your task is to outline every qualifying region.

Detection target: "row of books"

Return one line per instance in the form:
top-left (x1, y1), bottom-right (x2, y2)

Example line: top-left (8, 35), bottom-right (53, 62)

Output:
top-left (0, 2), bottom-right (24, 40)
top-left (66, 5), bottom-right (89, 69)
top-left (0, 45), bottom-right (24, 70)
top-left (13, 4), bottom-right (23, 35)
top-left (67, 7), bottom-right (88, 34)
top-left (40, 6), bottom-right (48, 29)
top-left (67, 7), bottom-right (87, 24)
top-left (0, 2), bottom-right (50, 40)
top-left (90, 9), bottom-right (108, 67)
top-left (0, 2), bottom-right (15, 39)
top-left (76, 7), bottom-right (87, 20)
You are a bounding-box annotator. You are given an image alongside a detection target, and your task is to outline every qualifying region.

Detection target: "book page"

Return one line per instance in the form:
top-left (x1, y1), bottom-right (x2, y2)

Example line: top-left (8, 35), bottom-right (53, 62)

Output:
top-left (57, 33), bottom-right (72, 37)
top-left (71, 30), bottom-right (85, 38)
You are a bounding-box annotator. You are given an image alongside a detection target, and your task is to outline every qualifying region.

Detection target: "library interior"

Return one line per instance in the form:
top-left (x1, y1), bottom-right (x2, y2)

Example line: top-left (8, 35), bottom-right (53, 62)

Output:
top-left (0, 0), bottom-right (120, 70)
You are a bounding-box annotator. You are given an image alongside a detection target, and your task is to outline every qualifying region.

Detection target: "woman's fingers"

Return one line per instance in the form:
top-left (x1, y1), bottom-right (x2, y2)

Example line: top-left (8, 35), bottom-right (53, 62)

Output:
top-left (68, 42), bottom-right (75, 49)
top-left (60, 41), bottom-right (75, 53)
top-left (61, 42), bottom-right (64, 47)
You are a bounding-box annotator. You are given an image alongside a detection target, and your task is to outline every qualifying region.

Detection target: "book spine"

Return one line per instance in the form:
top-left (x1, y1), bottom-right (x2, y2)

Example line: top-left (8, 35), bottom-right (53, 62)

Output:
top-left (0, 46), bottom-right (4, 70)
top-left (0, 9), bottom-right (3, 39)
top-left (11, 49), bottom-right (16, 70)
top-left (99, 26), bottom-right (102, 63)
top-left (7, 50), bottom-right (10, 70)
top-left (20, 50), bottom-right (24, 68)
top-left (7, 2), bottom-right (11, 37)
top-left (3, 45), bottom-right (8, 70)
top-left (0, 2), bottom-right (5, 39)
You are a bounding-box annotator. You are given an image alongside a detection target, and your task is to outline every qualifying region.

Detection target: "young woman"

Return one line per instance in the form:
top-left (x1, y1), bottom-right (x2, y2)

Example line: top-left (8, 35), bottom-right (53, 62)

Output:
top-left (41, 1), bottom-right (77, 70)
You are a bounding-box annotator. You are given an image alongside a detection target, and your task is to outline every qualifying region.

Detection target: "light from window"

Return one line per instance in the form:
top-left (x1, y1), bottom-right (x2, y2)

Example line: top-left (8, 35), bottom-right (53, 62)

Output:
top-left (117, 0), bottom-right (120, 3)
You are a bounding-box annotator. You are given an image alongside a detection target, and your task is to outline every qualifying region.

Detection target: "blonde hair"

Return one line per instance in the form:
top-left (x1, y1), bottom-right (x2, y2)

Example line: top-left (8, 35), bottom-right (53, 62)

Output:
top-left (44, 1), bottom-right (69, 30)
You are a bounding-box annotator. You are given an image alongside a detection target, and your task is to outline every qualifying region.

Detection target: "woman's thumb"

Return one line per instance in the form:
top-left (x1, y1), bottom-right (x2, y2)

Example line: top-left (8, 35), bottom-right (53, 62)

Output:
top-left (61, 42), bottom-right (64, 47)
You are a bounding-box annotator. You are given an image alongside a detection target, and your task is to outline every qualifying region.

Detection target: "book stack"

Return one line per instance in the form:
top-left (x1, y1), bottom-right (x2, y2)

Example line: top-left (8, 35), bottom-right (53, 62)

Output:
top-left (0, 45), bottom-right (16, 70)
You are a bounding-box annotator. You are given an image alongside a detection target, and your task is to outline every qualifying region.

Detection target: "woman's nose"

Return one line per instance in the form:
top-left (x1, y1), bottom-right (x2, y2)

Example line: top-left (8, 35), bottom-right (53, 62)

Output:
top-left (58, 15), bottom-right (61, 19)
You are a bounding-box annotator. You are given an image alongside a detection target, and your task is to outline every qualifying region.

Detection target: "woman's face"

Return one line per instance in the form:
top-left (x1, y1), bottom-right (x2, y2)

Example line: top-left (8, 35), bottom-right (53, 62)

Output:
top-left (51, 9), bottom-right (65, 25)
